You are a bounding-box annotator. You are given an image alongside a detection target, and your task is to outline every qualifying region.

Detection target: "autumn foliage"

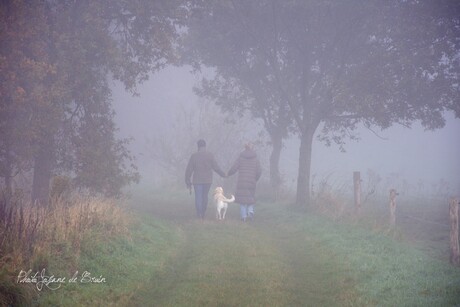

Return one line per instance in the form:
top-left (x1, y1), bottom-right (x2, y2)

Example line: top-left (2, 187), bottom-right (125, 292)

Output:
top-left (1, 0), bottom-right (183, 201)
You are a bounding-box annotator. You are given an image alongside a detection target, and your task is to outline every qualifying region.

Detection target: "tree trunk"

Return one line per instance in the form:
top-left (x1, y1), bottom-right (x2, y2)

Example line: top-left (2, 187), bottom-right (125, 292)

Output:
top-left (269, 132), bottom-right (282, 194)
top-left (296, 127), bottom-right (315, 206)
top-left (31, 141), bottom-right (54, 205)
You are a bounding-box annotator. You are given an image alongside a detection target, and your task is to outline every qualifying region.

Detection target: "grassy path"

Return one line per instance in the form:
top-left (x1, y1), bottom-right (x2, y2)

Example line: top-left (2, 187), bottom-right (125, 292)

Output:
top-left (33, 189), bottom-right (460, 306)
top-left (129, 192), bottom-right (358, 306)
top-left (125, 188), bottom-right (460, 306)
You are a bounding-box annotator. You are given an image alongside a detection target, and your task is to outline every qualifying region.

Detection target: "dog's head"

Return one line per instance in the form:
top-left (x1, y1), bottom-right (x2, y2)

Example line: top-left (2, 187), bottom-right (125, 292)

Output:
top-left (214, 187), bottom-right (224, 195)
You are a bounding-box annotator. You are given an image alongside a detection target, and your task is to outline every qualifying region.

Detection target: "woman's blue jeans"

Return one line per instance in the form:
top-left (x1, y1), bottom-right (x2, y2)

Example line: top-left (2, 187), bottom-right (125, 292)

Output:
top-left (193, 184), bottom-right (211, 218)
top-left (240, 204), bottom-right (254, 221)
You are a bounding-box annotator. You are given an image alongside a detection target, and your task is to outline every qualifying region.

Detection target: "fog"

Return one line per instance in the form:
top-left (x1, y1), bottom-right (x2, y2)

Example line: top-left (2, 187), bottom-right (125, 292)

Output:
top-left (3, 2), bottom-right (460, 305)
top-left (111, 66), bottom-right (460, 196)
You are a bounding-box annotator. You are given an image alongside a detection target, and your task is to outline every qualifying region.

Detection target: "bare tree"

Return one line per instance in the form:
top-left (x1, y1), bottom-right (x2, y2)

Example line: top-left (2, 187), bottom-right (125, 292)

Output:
top-left (146, 99), bottom-right (268, 186)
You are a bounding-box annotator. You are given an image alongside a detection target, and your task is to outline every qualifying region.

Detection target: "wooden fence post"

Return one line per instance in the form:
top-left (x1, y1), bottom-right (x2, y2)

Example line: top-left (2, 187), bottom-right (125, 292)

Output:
top-left (389, 189), bottom-right (398, 228)
top-left (353, 171), bottom-right (361, 213)
top-left (449, 197), bottom-right (459, 266)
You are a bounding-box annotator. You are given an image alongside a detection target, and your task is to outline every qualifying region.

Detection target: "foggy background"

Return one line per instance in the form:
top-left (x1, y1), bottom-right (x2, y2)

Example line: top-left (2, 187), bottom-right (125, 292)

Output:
top-left (3, 2), bottom-right (460, 305)
top-left (111, 65), bottom-right (460, 197)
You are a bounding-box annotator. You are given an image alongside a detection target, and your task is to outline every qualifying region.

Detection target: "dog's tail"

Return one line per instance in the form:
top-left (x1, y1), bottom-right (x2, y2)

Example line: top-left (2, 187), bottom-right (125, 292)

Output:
top-left (226, 195), bottom-right (235, 203)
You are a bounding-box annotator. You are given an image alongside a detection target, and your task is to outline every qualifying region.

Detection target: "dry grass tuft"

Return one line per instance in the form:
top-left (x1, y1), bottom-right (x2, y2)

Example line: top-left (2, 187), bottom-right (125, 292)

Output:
top-left (0, 191), bottom-right (132, 305)
top-left (312, 182), bottom-right (346, 221)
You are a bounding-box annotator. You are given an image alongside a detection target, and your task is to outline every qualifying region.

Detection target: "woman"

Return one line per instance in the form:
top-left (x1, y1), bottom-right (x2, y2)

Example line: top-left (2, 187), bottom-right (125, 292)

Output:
top-left (227, 143), bottom-right (262, 221)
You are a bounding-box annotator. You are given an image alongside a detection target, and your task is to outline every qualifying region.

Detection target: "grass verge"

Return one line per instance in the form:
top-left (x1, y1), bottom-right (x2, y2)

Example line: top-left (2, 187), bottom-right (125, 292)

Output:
top-left (258, 203), bottom-right (460, 306)
top-left (0, 193), bottom-right (183, 306)
top-left (36, 213), bottom-right (183, 306)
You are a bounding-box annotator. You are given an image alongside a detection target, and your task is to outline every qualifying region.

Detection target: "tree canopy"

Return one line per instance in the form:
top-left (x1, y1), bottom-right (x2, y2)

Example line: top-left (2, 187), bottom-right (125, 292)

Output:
top-left (183, 0), bottom-right (460, 205)
top-left (0, 0), bottom-right (185, 201)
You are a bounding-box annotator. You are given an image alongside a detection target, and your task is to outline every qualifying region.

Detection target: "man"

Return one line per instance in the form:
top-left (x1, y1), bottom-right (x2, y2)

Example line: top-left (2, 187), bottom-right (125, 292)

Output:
top-left (227, 142), bottom-right (262, 222)
top-left (185, 139), bottom-right (226, 219)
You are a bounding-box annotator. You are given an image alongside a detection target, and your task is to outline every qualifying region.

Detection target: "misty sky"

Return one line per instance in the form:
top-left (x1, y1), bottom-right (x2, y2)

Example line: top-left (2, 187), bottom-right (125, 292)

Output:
top-left (112, 66), bottom-right (460, 196)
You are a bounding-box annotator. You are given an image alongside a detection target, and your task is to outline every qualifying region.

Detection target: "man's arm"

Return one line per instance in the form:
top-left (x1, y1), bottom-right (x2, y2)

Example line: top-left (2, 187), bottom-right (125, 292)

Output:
top-left (211, 155), bottom-right (226, 177)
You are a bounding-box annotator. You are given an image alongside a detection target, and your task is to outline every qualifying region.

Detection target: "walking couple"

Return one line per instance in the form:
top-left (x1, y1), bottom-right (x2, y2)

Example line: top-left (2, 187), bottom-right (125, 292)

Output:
top-left (185, 139), bottom-right (262, 222)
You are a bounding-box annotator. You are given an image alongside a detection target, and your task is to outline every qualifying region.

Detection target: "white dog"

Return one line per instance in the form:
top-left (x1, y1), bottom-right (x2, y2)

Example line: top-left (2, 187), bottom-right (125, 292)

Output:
top-left (213, 187), bottom-right (235, 220)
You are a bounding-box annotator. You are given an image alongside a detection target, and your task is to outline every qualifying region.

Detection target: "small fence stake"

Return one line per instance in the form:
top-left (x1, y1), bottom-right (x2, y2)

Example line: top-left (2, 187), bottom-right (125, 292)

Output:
top-left (353, 171), bottom-right (361, 213)
top-left (389, 189), bottom-right (398, 228)
top-left (449, 197), bottom-right (459, 266)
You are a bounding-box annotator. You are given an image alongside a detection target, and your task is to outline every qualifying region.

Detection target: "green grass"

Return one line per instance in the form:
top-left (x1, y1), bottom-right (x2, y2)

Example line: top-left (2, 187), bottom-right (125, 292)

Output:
top-left (259, 203), bottom-right (460, 306)
top-left (35, 187), bottom-right (460, 306)
top-left (128, 219), bottom-right (354, 306)
top-left (36, 214), bottom-right (184, 306)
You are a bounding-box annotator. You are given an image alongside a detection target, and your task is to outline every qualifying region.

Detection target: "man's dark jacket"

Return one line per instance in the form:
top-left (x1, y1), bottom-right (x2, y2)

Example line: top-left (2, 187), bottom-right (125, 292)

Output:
top-left (185, 148), bottom-right (225, 187)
